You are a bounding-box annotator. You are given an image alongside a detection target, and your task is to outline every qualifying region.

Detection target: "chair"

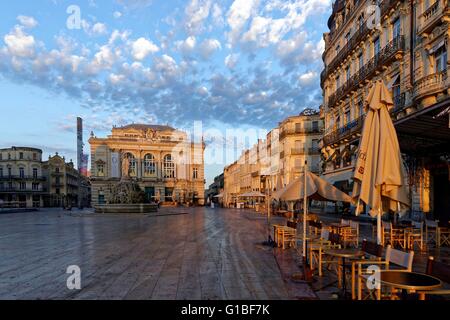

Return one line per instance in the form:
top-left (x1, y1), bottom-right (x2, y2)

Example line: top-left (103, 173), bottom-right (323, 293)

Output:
top-left (417, 257), bottom-right (450, 300)
top-left (407, 221), bottom-right (424, 251)
top-left (341, 221), bottom-right (359, 248)
top-left (438, 223), bottom-right (450, 247)
top-left (382, 221), bottom-right (391, 246)
top-left (278, 225), bottom-right (297, 249)
top-left (356, 245), bottom-right (414, 300)
top-left (389, 222), bottom-right (407, 249)
top-left (309, 232), bottom-right (342, 277)
top-left (425, 219), bottom-right (439, 247)
top-left (350, 240), bottom-right (384, 299)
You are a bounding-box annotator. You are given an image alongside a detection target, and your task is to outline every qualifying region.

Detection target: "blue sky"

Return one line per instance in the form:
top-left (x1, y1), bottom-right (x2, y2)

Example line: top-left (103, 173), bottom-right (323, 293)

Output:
top-left (0, 0), bottom-right (331, 185)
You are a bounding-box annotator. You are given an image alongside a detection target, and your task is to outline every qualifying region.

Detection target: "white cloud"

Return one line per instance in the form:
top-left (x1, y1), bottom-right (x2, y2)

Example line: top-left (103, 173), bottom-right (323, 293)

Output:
top-left (113, 11), bottom-right (123, 19)
top-left (131, 37), bottom-right (159, 61)
top-left (4, 26), bottom-right (36, 58)
top-left (199, 38), bottom-right (221, 59)
top-left (175, 36), bottom-right (196, 54)
top-left (92, 23), bottom-right (108, 36)
top-left (225, 53), bottom-right (239, 69)
top-left (227, 0), bottom-right (260, 45)
top-left (185, 0), bottom-right (212, 35)
top-left (298, 71), bottom-right (317, 87)
top-left (17, 15), bottom-right (38, 29)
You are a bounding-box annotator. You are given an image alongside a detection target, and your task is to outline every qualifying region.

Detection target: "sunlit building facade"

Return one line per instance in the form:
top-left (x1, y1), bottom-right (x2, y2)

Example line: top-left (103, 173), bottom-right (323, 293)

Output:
top-left (321, 0), bottom-right (449, 220)
top-left (89, 124), bottom-right (205, 207)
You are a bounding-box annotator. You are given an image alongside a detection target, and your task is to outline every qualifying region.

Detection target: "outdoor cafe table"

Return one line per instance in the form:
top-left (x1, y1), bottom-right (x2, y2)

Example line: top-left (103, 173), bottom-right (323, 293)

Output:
top-left (376, 270), bottom-right (442, 300)
top-left (324, 249), bottom-right (365, 299)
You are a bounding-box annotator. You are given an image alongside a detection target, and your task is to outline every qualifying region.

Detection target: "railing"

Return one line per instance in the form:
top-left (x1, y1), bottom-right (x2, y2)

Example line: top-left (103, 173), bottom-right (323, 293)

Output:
top-left (322, 115), bottom-right (366, 146)
top-left (279, 127), bottom-right (322, 139)
top-left (413, 71), bottom-right (447, 100)
top-left (418, 0), bottom-right (444, 34)
top-left (322, 0), bottom-right (403, 85)
top-left (328, 36), bottom-right (405, 108)
top-left (0, 187), bottom-right (44, 192)
top-left (393, 93), bottom-right (406, 112)
top-left (290, 148), bottom-right (321, 155)
top-left (0, 175), bottom-right (46, 181)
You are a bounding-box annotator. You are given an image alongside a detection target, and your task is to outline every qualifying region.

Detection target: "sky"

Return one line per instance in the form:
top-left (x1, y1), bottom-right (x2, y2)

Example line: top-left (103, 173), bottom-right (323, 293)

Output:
top-left (0, 0), bottom-right (331, 186)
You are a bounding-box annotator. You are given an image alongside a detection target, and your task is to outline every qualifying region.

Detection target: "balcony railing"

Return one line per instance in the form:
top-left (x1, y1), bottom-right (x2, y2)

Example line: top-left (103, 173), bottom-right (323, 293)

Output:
top-left (279, 127), bottom-right (322, 140)
top-left (0, 175), bottom-right (46, 181)
top-left (0, 187), bottom-right (45, 193)
top-left (393, 92), bottom-right (406, 112)
top-left (290, 148), bottom-right (321, 155)
top-left (322, 115), bottom-right (365, 146)
top-left (418, 0), bottom-right (445, 34)
top-left (322, 0), bottom-right (403, 85)
top-left (328, 36), bottom-right (405, 108)
top-left (413, 71), bottom-right (447, 100)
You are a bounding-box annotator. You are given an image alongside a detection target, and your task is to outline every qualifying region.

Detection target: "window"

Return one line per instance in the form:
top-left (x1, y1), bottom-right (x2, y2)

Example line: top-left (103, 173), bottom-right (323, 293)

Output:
top-left (97, 164), bottom-right (105, 177)
top-left (55, 167), bottom-right (60, 173)
top-left (358, 15), bottom-right (364, 28)
top-left (336, 75), bottom-right (340, 89)
top-left (393, 76), bottom-right (401, 99)
top-left (127, 154), bottom-right (137, 177)
top-left (0, 153), bottom-right (2, 160)
top-left (20, 182), bottom-right (26, 190)
top-left (19, 152), bottom-right (23, 160)
top-left (336, 115), bottom-right (341, 128)
top-left (33, 153), bottom-right (37, 161)
top-left (56, 188), bottom-right (60, 195)
top-left (359, 100), bottom-right (365, 117)
top-left (393, 18), bottom-right (401, 39)
top-left (295, 123), bottom-right (302, 132)
top-left (0, 182), bottom-right (3, 190)
top-left (8, 182), bottom-right (13, 190)
top-left (435, 46), bottom-right (447, 73)
top-left (19, 168), bottom-right (25, 178)
top-left (346, 66), bottom-right (350, 82)
top-left (0, 167), bottom-right (2, 177)
top-left (359, 54), bottom-right (364, 69)
top-left (345, 32), bottom-right (351, 44)
top-left (32, 183), bottom-right (39, 191)
top-left (55, 177), bottom-right (61, 185)
top-left (374, 37), bottom-right (381, 57)
top-left (143, 154), bottom-right (156, 176)
top-left (98, 194), bottom-right (105, 205)
top-left (312, 121), bottom-right (319, 132)
top-left (336, 44), bottom-right (340, 54)
top-left (8, 167), bottom-right (12, 177)
top-left (33, 168), bottom-right (38, 179)
top-left (193, 167), bottom-right (199, 179)
top-left (163, 155), bottom-right (175, 178)
top-left (345, 110), bottom-right (351, 123)
top-left (8, 153), bottom-right (11, 160)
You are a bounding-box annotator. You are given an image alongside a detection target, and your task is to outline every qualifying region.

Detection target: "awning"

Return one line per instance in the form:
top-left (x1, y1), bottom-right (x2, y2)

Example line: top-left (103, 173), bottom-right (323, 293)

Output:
top-left (395, 98), bottom-right (450, 155)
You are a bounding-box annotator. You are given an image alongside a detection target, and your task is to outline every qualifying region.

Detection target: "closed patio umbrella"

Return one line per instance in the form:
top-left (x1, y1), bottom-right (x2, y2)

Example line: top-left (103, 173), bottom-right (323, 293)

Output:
top-left (352, 80), bottom-right (410, 244)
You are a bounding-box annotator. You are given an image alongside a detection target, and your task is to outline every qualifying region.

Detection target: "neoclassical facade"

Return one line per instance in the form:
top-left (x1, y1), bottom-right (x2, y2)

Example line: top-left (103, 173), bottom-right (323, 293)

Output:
top-left (89, 124), bottom-right (205, 206)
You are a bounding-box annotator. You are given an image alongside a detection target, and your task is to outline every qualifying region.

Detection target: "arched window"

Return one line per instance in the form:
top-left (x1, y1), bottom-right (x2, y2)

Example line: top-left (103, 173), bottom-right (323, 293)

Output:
top-left (143, 154), bottom-right (156, 177)
top-left (163, 154), bottom-right (175, 178)
top-left (127, 153), bottom-right (137, 177)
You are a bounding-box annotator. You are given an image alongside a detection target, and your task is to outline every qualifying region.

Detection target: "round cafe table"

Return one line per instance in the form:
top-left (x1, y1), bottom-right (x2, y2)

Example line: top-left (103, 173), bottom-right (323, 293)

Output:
top-left (377, 270), bottom-right (442, 300)
top-left (325, 249), bottom-right (365, 298)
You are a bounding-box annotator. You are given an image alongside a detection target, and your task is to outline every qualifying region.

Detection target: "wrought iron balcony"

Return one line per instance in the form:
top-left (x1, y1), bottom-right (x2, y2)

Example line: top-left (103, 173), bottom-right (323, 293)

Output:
top-left (413, 71), bottom-right (447, 101)
top-left (279, 127), bottom-right (322, 140)
top-left (0, 175), bottom-right (46, 181)
top-left (418, 0), bottom-right (446, 35)
top-left (393, 93), bottom-right (406, 113)
top-left (322, 0), bottom-right (403, 85)
top-left (328, 36), bottom-right (405, 108)
top-left (290, 148), bottom-right (321, 155)
top-left (322, 115), bottom-right (365, 147)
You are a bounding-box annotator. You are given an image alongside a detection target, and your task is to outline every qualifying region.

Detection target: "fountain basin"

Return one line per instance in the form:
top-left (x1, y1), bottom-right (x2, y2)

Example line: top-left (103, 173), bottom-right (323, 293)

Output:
top-left (95, 204), bottom-right (158, 214)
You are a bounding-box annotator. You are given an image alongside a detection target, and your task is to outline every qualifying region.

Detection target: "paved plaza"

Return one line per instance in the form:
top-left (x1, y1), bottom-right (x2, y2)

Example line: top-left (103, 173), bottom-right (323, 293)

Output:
top-left (1, 207), bottom-right (448, 300)
top-left (0, 207), bottom-right (317, 300)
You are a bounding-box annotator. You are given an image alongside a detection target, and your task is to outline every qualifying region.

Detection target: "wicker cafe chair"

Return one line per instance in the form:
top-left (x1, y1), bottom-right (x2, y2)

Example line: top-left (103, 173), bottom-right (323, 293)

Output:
top-left (416, 257), bottom-right (450, 300)
top-left (341, 221), bottom-right (359, 248)
top-left (308, 232), bottom-right (342, 277)
top-left (356, 245), bottom-right (414, 300)
top-left (438, 222), bottom-right (450, 247)
top-left (389, 222), bottom-right (407, 249)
